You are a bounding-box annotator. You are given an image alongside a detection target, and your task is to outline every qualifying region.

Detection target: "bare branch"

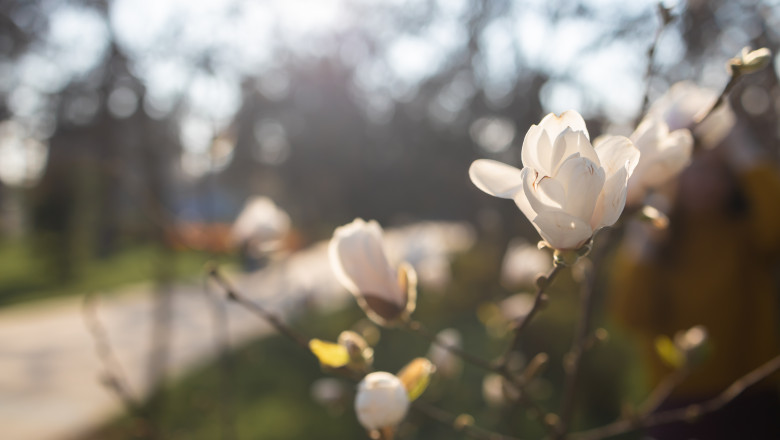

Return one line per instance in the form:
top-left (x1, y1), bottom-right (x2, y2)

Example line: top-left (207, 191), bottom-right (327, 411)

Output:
top-left (497, 264), bottom-right (564, 371)
top-left (82, 293), bottom-right (140, 412)
top-left (569, 354), bottom-right (780, 440)
top-left (206, 263), bottom-right (311, 351)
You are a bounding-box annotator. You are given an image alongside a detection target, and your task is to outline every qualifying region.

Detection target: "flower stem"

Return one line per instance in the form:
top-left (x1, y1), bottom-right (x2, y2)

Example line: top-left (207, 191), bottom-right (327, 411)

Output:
top-left (496, 264), bottom-right (564, 371)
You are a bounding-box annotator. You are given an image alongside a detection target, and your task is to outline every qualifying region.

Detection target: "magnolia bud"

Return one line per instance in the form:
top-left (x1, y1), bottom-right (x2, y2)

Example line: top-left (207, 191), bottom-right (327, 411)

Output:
top-left (355, 372), bottom-right (410, 431)
top-left (729, 47), bottom-right (772, 75)
top-left (329, 219), bottom-right (417, 326)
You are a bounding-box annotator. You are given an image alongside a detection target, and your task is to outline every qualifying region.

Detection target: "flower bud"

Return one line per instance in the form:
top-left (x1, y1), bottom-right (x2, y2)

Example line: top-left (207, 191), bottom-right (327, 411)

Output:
top-left (338, 330), bottom-right (374, 369)
top-left (729, 47), bottom-right (772, 75)
top-left (355, 372), bottom-right (410, 431)
top-left (397, 357), bottom-right (435, 401)
top-left (329, 219), bottom-right (417, 326)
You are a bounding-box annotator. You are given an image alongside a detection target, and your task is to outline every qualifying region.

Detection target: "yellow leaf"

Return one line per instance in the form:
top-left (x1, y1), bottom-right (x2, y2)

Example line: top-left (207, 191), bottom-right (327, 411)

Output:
top-left (397, 358), bottom-right (435, 401)
top-left (654, 335), bottom-right (684, 369)
top-left (309, 339), bottom-right (350, 368)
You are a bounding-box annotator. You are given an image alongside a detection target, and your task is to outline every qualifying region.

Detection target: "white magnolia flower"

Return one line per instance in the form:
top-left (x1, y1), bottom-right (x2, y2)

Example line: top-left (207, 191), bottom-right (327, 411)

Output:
top-left (625, 117), bottom-right (694, 206)
top-left (329, 219), bottom-right (417, 326)
top-left (469, 111), bottom-right (640, 250)
top-left (231, 196), bottom-right (290, 251)
top-left (355, 371), bottom-right (410, 431)
top-left (647, 81), bottom-right (734, 148)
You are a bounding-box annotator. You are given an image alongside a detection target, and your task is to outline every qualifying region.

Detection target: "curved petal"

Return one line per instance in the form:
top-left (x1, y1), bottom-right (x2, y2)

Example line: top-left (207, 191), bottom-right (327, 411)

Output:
top-left (592, 167), bottom-right (629, 229)
top-left (520, 167), bottom-right (565, 217)
top-left (521, 124), bottom-right (551, 174)
top-left (551, 129), bottom-right (600, 175)
top-left (630, 117), bottom-right (669, 156)
top-left (513, 169), bottom-right (540, 227)
top-left (640, 130), bottom-right (693, 187)
top-left (532, 210), bottom-right (593, 250)
top-left (594, 135), bottom-right (640, 178)
top-left (329, 219), bottom-right (404, 307)
top-left (625, 128), bottom-right (693, 204)
top-left (556, 155), bottom-right (605, 222)
top-left (469, 159), bottom-right (525, 199)
top-left (538, 110), bottom-right (590, 141)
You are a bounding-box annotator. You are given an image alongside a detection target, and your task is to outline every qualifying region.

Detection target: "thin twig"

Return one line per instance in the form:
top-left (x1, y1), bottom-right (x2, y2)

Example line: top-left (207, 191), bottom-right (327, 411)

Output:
top-left (636, 3), bottom-right (674, 124)
top-left (83, 293), bottom-right (140, 412)
top-left (637, 366), bottom-right (690, 416)
top-left (497, 265), bottom-right (564, 371)
top-left (554, 264), bottom-right (597, 439)
top-left (569, 354), bottom-right (780, 440)
top-left (202, 275), bottom-right (239, 440)
top-left (83, 293), bottom-right (157, 440)
top-left (555, 230), bottom-right (618, 439)
top-left (695, 74), bottom-right (739, 128)
top-left (207, 264), bottom-right (311, 351)
top-left (406, 320), bottom-right (497, 373)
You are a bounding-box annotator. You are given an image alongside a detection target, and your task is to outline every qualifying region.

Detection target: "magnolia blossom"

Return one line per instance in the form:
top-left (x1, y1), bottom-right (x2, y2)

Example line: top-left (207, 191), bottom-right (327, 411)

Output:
top-left (469, 111), bottom-right (640, 250)
top-left (625, 117), bottom-right (694, 206)
top-left (329, 219), bottom-right (417, 326)
top-left (354, 372), bottom-right (410, 431)
top-left (231, 196), bottom-right (291, 251)
top-left (647, 81), bottom-right (734, 148)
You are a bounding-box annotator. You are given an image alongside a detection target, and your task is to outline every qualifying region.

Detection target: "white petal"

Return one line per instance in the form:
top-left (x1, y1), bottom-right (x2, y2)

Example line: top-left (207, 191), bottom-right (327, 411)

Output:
top-left (513, 168), bottom-right (540, 226)
top-left (469, 159), bottom-right (525, 199)
top-left (551, 129), bottom-right (600, 175)
top-left (329, 219), bottom-right (403, 306)
top-left (592, 167), bottom-right (629, 229)
top-left (556, 155), bottom-right (605, 222)
top-left (538, 110), bottom-right (590, 141)
top-left (532, 211), bottom-right (593, 250)
top-left (519, 167), bottom-right (565, 217)
top-left (594, 135), bottom-right (640, 178)
top-left (630, 117), bottom-right (669, 156)
top-left (521, 124), bottom-right (551, 174)
top-left (639, 128), bottom-right (693, 187)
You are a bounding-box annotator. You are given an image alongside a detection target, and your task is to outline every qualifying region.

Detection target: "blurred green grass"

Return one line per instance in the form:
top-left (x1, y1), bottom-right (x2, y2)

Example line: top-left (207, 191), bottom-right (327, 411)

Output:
top-left (79, 244), bottom-right (647, 440)
top-left (0, 238), bottom-right (236, 307)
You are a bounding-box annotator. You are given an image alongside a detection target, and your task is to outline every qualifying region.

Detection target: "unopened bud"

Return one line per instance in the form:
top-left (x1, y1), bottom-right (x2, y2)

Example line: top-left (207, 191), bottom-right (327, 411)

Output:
top-left (453, 414), bottom-right (475, 430)
top-left (355, 372), bottom-right (409, 431)
top-left (640, 205), bottom-right (670, 229)
top-left (338, 330), bottom-right (374, 369)
top-left (729, 47), bottom-right (772, 75)
top-left (397, 358), bottom-right (435, 401)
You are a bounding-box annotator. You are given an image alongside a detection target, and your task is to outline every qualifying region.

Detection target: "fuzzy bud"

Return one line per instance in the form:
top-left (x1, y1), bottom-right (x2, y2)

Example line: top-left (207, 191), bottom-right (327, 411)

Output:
top-left (355, 372), bottom-right (410, 431)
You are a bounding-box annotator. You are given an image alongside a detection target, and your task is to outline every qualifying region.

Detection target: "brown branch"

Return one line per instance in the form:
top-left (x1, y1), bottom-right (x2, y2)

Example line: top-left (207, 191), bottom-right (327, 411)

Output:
top-left (206, 264), bottom-right (311, 351)
top-left (497, 264), bottom-right (564, 371)
top-left (637, 366), bottom-right (690, 416)
top-left (695, 74), bottom-right (739, 130)
top-left (569, 354), bottom-right (780, 440)
top-left (635, 3), bottom-right (675, 125)
top-left (555, 228), bottom-right (620, 439)
top-left (83, 293), bottom-right (140, 411)
top-left (202, 275), bottom-right (239, 440)
top-left (83, 293), bottom-right (157, 439)
top-left (554, 265), bottom-right (596, 439)
top-left (406, 320), bottom-right (497, 374)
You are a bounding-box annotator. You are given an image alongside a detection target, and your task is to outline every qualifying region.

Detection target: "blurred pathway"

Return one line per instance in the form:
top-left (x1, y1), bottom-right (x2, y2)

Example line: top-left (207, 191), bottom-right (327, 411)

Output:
top-left (0, 222), bottom-right (473, 440)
